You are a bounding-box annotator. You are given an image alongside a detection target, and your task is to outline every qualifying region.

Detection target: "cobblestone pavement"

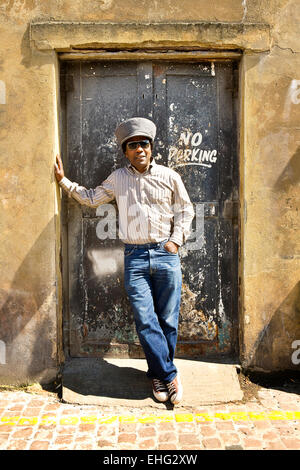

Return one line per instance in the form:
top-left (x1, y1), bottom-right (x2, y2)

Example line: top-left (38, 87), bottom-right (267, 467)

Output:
top-left (0, 379), bottom-right (299, 451)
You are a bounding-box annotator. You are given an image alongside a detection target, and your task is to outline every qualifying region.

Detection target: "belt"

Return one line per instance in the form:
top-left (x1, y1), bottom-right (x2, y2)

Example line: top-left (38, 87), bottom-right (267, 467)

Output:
top-left (124, 239), bottom-right (168, 249)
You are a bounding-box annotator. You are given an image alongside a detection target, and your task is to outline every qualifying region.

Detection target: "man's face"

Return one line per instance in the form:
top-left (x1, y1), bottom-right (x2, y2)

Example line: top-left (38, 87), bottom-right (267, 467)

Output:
top-left (124, 135), bottom-right (152, 173)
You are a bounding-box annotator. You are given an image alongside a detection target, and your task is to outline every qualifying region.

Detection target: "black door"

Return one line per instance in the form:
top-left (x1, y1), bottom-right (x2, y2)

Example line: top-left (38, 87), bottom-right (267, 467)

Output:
top-left (60, 60), bottom-right (239, 359)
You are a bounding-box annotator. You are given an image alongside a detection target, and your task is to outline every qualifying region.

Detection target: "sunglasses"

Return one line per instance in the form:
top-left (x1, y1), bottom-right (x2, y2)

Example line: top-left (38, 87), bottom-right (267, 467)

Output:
top-left (126, 139), bottom-right (151, 150)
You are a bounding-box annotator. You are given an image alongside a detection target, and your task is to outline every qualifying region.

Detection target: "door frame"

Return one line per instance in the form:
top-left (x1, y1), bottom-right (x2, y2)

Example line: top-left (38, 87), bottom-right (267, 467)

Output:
top-left (59, 52), bottom-right (241, 362)
top-left (28, 20), bottom-right (272, 368)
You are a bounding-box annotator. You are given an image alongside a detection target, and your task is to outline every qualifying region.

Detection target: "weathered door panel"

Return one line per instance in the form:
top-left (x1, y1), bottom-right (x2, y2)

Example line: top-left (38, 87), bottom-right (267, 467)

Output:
top-left (152, 62), bottom-right (238, 356)
top-left (60, 60), bottom-right (239, 359)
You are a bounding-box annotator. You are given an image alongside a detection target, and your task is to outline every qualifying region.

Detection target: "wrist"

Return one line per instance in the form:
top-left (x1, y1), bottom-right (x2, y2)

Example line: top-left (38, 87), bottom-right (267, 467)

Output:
top-left (167, 240), bottom-right (179, 249)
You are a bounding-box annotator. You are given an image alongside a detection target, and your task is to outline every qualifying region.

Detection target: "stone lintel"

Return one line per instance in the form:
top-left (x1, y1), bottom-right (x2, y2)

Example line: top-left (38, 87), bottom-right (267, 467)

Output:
top-left (30, 21), bottom-right (270, 53)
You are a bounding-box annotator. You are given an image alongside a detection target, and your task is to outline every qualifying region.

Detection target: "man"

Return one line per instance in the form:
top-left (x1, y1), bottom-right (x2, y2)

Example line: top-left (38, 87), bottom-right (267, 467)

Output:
top-left (54, 117), bottom-right (194, 404)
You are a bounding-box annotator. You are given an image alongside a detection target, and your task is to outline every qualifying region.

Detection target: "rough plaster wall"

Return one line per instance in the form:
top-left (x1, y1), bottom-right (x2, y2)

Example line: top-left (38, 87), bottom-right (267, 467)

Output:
top-left (239, 1), bottom-right (300, 371)
top-left (0, 5), bottom-right (61, 384)
top-left (0, 0), bottom-right (299, 383)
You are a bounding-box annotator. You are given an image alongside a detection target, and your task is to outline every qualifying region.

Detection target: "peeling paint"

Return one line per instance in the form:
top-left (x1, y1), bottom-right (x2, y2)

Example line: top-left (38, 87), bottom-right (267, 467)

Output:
top-left (179, 284), bottom-right (217, 341)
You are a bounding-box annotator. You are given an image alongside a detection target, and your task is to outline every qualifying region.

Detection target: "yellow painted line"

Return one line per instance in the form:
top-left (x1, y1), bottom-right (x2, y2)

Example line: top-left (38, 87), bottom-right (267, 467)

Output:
top-left (175, 413), bottom-right (194, 422)
top-left (0, 411), bottom-right (300, 426)
top-left (59, 416), bottom-right (80, 425)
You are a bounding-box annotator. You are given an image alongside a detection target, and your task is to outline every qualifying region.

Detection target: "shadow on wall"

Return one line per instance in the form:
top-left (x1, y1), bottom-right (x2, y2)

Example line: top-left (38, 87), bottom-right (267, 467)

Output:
top-left (247, 145), bottom-right (300, 374)
top-left (274, 146), bottom-right (300, 193)
top-left (273, 146), bottom-right (300, 258)
top-left (274, 144), bottom-right (300, 243)
top-left (247, 282), bottom-right (300, 374)
top-left (0, 218), bottom-right (58, 385)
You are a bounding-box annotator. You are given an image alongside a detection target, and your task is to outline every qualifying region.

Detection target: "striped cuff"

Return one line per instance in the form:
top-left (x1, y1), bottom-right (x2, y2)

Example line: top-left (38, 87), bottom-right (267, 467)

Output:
top-left (58, 176), bottom-right (77, 196)
top-left (169, 234), bottom-right (183, 247)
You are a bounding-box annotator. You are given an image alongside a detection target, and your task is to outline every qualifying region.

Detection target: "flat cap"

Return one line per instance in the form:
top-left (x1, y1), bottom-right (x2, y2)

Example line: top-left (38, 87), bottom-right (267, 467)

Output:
top-left (115, 117), bottom-right (156, 145)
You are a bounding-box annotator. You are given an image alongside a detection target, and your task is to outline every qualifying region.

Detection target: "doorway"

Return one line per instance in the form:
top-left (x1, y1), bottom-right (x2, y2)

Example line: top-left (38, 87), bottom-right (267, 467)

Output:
top-left (60, 59), bottom-right (239, 360)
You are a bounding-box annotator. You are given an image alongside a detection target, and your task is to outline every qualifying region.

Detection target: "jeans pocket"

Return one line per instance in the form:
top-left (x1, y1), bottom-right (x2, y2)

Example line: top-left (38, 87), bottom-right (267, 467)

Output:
top-left (124, 247), bottom-right (135, 257)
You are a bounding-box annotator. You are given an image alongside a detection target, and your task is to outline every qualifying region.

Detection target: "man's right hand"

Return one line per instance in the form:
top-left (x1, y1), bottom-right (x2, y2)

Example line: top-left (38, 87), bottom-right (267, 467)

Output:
top-left (54, 154), bottom-right (64, 182)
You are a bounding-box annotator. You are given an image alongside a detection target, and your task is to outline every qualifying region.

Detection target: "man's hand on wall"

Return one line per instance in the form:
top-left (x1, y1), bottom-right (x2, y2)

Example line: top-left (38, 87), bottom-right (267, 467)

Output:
top-left (54, 154), bottom-right (65, 182)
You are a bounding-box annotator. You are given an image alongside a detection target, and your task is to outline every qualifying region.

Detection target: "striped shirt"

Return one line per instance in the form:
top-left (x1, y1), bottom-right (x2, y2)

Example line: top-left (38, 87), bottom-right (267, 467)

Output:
top-left (59, 158), bottom-right (194, 246)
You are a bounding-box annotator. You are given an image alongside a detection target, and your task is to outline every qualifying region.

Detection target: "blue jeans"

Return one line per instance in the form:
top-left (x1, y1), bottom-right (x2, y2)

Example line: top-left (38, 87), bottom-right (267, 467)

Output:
top-left (124, 240), bottom-right (182, 383)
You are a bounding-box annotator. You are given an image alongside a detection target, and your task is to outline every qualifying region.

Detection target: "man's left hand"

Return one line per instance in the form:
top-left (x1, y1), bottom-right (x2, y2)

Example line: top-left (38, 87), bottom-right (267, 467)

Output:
top-left (164, 241), bottom-right (179, 254)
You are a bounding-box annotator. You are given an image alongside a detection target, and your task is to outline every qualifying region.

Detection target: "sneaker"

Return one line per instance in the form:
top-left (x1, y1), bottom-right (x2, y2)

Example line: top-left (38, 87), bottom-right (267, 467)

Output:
top-left (152, 378), bottom-right (169, 402)
top-left (166, 375), bottom-right (183, 404)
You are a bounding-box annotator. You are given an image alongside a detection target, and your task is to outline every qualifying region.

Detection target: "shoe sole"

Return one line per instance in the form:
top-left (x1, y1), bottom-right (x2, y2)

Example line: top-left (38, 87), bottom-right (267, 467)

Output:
top-left (153, 392), bottom-right (169, 402)
top-left (170, 395), bottom-right (182, 405)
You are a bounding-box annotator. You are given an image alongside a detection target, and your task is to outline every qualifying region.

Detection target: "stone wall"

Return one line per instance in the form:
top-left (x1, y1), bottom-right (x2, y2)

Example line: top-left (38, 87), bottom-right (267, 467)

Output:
top-left (0, 0), bottom-right (299, 383)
